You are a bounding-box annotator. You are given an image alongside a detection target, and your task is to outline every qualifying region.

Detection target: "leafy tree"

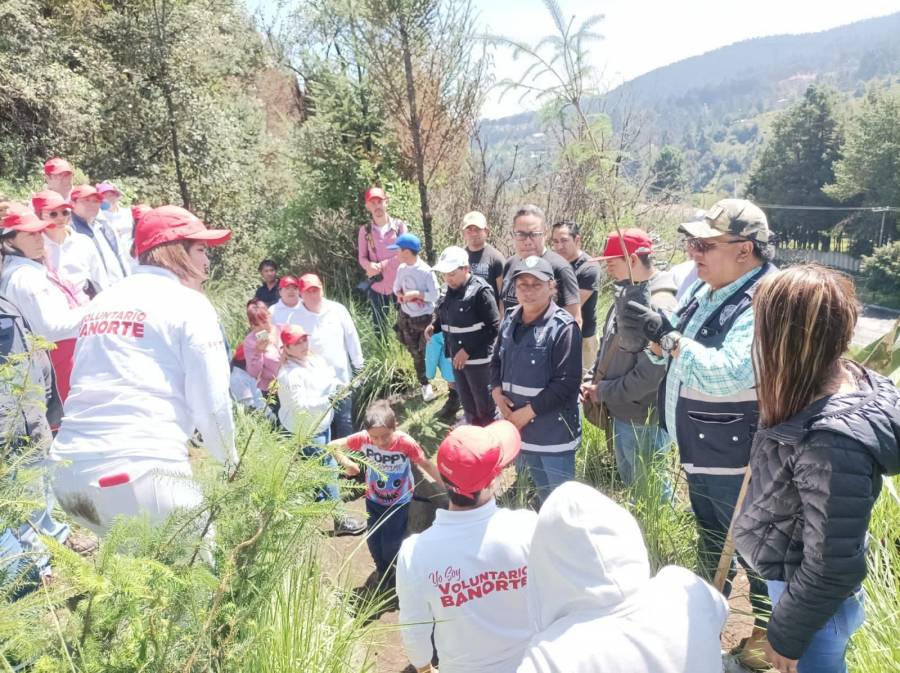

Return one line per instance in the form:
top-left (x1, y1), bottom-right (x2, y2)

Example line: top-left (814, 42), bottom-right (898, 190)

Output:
top-left (746, 85), bottom-right (844, 248)
top-left (649, 145), bottom-right (686, 200)
top-left (826, 90), bottom-right (900, 248)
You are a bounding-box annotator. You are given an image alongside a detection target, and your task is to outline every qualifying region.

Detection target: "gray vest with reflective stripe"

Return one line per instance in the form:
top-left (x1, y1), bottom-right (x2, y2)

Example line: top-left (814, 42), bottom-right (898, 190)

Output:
top-left (497, 304), bottom-right (580, 454)
top-left (660, 263), bottom-right (774, 474)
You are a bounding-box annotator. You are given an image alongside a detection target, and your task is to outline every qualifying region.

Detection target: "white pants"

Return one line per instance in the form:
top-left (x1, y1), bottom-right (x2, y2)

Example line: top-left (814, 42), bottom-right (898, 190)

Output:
top-left (50, 459), bottom-right (203, 537)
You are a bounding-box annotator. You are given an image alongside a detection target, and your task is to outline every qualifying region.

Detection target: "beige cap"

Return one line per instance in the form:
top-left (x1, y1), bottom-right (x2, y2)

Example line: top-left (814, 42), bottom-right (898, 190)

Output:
top-left (462, 210), bottom-right (487, 229)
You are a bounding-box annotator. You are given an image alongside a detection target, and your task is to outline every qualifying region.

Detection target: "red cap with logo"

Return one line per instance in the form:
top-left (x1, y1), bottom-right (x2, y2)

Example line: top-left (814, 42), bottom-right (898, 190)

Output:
top-left (279, 275), bottom-right (300, 290)
top-left (44, 157), bottom-right (74, 176)
top-left (591, 228), bottom-right (653, 261)
top-left (133, 205), bottom-right (231, 257)
top-left (299, 273), bottom-right (323, 291)
top-left (365, 186), bottom-right (386, 202)
top-left (437, 420), bottom-right (521, 498)
top-left (69, 184), bottom-right (102, 202)
top-left (31, 190), bottom-right (71, 216)
top-left (2, 209), bottom-right (52, 235)
top-left (280, 324), bottom-right (309, 346)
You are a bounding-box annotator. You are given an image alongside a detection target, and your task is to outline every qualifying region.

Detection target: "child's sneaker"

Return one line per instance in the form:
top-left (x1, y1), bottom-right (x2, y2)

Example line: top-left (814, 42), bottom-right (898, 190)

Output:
top-left (421, 383), bottom-right (436, 402)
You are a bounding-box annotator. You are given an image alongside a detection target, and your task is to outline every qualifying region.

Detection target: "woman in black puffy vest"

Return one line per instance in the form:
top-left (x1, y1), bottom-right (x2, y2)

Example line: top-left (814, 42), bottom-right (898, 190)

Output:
top-left (734, 264), bottom-right (900, 673)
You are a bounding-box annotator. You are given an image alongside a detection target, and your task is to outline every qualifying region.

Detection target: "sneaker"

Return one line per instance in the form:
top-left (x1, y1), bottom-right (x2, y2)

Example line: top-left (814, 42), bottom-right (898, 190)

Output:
top-left (63, 531), bottom-right (99, 556)
top-left (333, 516), bottom-right (367, 537)
top-left (438, 390), bottom-right (461, 419)
top-left (421, 384), bottom-right (436, 402)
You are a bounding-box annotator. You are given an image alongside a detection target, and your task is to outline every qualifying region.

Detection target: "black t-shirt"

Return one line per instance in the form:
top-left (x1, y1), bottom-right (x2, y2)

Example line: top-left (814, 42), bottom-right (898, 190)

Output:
top-left (255, 282), bottom-right (280, 307)
top-left (467, 244), bottom-right (505, 297)
top-left (572, 252), bottom-right (600, 338)
top-left (500, 249), bottom-right (580, 310)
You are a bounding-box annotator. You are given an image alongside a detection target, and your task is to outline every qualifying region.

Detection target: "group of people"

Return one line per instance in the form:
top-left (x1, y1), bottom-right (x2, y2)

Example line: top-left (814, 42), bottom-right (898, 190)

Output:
top-left (1, 159), bottom-right (897, 673)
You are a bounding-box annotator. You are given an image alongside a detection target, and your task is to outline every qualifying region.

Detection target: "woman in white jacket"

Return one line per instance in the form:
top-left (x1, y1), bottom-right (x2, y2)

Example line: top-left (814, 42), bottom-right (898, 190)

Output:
top-left (49, 205), bottom-right (237, 537)
top-left (0, 208), bottom-right (89, 404)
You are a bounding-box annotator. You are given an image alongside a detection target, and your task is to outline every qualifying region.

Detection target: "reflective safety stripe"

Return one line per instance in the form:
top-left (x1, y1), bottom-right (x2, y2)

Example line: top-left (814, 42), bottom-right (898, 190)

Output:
top-left (465, 356), bottom-right (491, 366)
top-left (442, 322), bottom-right (485, 333)
top-left (680, 386), bottom-right (758, 403)
top-left (521, 438), bottom-right (580, 454)
top-left (501, 382), bottom-right (544, 397)
top-left (682, 463), bottom-right (747, 476)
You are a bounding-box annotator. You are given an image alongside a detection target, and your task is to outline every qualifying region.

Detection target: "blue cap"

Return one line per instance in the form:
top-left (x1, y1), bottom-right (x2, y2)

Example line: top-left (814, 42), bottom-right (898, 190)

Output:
top-left (388, 232), bottom-right (421, 253)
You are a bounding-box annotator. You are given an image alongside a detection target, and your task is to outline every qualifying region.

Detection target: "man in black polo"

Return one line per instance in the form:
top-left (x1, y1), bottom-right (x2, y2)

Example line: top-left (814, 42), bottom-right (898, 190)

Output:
top-left (498, 205), bottom-right (581, 326)
top-left (428, 246), bottom-right (500, 427)
top-left (254, 259), bottom-right (280, 306)
top-left (550, 220), bottom-right (599, 373)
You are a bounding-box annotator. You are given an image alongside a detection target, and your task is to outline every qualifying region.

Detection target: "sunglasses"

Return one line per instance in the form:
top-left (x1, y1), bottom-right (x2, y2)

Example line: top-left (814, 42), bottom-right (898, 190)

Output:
top-left (512, 230), bottom-right (545, 241)
top-left (683, 237), bottom-right (749, 254)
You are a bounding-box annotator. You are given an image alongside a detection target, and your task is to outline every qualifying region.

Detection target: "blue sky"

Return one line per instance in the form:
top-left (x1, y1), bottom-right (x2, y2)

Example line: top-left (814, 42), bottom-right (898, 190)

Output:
top-left (245, 0), bottom-right (900, 118)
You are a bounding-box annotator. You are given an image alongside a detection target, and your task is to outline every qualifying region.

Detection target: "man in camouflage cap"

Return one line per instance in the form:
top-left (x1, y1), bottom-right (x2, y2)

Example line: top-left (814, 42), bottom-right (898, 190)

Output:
top-left (620, 197), bottom-right (777, 669)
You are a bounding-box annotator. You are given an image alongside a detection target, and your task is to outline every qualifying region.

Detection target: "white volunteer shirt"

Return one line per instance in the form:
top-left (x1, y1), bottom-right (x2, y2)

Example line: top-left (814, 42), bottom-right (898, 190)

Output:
top-left (288, 299), bottom-right (363, 385)
top-left (270, 299), bottom-right (303, 325)
top-left (50, 265), bottom-right (236, 470)
top-left (0, 255), bottom-right (85, 341)
top-left (396, 499), bottom-right (538, 673)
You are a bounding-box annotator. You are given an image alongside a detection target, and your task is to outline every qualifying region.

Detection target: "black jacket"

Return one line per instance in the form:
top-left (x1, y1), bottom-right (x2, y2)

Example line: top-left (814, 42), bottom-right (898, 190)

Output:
top-left (432, 274), bottom-right (499, 365)
top-left (734, 362), bottom-right (900, 660)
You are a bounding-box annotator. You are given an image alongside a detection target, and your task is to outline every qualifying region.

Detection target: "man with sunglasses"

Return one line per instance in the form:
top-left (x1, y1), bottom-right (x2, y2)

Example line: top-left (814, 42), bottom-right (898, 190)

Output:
top-left (498, 205), bottom-right (581, 326)
top-left (621, 198), bottom-right (776, 669)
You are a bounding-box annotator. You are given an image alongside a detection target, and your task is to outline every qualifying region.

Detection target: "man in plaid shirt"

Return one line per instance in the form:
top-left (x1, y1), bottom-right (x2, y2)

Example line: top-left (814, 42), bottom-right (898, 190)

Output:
top-left (622, 199), bottom-right (777, 669)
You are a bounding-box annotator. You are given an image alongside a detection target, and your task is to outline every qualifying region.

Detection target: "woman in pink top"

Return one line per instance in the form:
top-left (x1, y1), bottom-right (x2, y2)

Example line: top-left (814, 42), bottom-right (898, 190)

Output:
top-left (242, 299), bottom-right (283, 394)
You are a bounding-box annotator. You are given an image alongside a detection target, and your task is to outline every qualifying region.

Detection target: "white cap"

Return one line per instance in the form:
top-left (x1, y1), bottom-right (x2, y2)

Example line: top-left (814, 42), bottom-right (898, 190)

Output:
top-left (461, 211), bottom-right (487, 229)
top-left (433, 246), bottom-right (470, 273)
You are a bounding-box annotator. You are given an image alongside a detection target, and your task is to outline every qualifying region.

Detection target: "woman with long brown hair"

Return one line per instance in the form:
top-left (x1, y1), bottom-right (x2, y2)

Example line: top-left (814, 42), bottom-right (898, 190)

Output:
top-left (734, 265), bottom-right (899, 673)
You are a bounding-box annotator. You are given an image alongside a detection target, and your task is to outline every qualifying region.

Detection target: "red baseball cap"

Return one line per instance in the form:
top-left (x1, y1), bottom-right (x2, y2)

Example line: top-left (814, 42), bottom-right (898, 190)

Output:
top-left (437, 420), bottom-right (521, 498)
top-left (2, 210), bottom-right (52, 235)
top-left (365, 186), bottom-right (386, 202)
top-left (69, 184), bottom-right (102, 202)
top-left (31, 190), bottom-right (71, 215)
top-left (44, 157), bottom-right (74, 176)
top-left (133, 205), bottom-right (231, 257)
top-left (131, 203), bottom-right (151, 225)
top-left (299, 273), bottom-right (323, 291)
top-left (592, 228), bottom-right (653, 260)
top-left (280, 324), bottom-right (309, 346)
top-left (279, 276), bottom-right (300, 290)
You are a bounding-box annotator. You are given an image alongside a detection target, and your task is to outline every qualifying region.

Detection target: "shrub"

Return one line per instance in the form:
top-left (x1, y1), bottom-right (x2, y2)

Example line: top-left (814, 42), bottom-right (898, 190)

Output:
top-left (860, 241), bottom-right (900, 306)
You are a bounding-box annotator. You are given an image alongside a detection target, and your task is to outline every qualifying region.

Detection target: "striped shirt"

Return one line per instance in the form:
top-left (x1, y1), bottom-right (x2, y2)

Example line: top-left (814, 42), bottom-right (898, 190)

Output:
top-left (660, 267), bottom-right (760, 440)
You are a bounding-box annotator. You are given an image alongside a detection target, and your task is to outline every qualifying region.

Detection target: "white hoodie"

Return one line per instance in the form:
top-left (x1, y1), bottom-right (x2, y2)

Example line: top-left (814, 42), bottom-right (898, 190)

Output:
top-left (396, 499), bottom-right (538, 673)
top-left (517, 482), bottom-right (728, 673)
top-left (0, 255), bottom-right (85, 341)
top-left (50, 266), bottom-right (237, 470)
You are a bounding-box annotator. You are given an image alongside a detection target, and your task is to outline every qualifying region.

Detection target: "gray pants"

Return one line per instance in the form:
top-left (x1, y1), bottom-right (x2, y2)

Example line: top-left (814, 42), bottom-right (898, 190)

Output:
top-left (455, 363), bottom-right (497, 426)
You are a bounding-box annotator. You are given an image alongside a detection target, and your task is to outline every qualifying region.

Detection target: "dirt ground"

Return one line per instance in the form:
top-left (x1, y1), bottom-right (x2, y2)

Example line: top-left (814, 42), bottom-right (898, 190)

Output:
top-left (324, 493), bottom-right (757, 673)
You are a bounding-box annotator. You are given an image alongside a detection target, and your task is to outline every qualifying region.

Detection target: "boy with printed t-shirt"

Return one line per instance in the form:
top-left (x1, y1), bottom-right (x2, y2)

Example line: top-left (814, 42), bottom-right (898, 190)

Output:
top-left (396, 420), bottom-right (538, 673)
top-left (331, 400), bottom-right (442, 589)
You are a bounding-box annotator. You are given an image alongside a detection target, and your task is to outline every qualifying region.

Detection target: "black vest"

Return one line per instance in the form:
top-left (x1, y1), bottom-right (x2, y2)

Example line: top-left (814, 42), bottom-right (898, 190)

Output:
top-left (659, 263), bottom-right (774, 473)
top-left (437, 274), bottom-right (495, 365)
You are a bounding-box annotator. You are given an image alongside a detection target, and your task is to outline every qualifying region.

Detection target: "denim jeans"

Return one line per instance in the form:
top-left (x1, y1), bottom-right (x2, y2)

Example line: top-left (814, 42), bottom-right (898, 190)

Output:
top-left (612, 418), bottom-right (671, 498)
top-left (366, 288), bottom-right (393, 333)
top-left (365, 499), bottom-right (409, 586)
top-left (767, 580), bottom-right (865, 673)
top-left (330, 395), bottom-right (354, 440)
top-left (515, 452), bottom-right (576, 507)
top-left (1, 528), bottom-right (43, 598)
top-left (301, 429), bottom-right (339, 503)
top-left (686, 472), bottom-right (769, 627)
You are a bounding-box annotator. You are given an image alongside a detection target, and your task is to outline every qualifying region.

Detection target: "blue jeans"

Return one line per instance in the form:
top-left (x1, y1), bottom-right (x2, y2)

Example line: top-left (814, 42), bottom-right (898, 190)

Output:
top-left (365, 499), bottom-right (409, 586)
top-left (767, 580), bottom-right (865, 673)
top-left (301, 429), bottom-right (339, 503)
top-left (515, 452), bottom-right (576, 507)
top-left (612, 418), bottom-right (672, 497)
top-left (686, 472), bottom-right (769, 627)
top-left (330, 395), bottom-right (354, 440)
top-left (367, 288), bottom-right (393, 333)
top-left (1, 528), bottom-right (43, 599)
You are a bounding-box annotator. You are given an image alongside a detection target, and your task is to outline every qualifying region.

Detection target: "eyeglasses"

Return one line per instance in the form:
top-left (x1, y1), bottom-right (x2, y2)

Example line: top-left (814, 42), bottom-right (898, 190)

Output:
top-left (512, 230), bottom-right (545, 241)
top-left (683, 237), bottom-right (749, 254)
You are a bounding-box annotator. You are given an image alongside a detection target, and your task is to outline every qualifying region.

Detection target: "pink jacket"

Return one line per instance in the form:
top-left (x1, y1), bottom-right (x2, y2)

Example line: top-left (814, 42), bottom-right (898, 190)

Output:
top-left (243, 325), bottom-right (283, 392)
top-left (357, 218), bottom-right (408, 296)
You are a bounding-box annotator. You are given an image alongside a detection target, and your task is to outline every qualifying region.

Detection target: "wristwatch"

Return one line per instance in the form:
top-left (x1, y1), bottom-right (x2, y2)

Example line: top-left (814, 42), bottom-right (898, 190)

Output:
top-left (659, 330), bottom-right (682, 354)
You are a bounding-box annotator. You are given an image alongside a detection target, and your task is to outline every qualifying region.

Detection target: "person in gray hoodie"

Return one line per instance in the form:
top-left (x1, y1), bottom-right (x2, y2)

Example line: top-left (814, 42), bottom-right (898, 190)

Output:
top-left (518, 481), bottom-right (728, 673)
top-left (582, 229), bottom-right (677, 489)
top-left (735, 265), bottom-right (900, 673)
